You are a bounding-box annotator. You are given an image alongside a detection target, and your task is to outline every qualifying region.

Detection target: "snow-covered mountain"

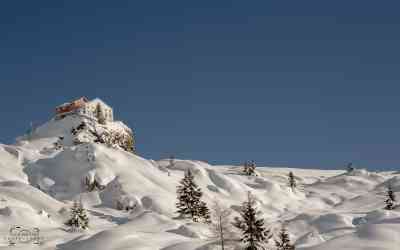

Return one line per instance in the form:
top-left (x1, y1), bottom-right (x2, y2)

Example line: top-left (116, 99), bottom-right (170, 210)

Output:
top-left (0, 110), bottom-right (399, 249)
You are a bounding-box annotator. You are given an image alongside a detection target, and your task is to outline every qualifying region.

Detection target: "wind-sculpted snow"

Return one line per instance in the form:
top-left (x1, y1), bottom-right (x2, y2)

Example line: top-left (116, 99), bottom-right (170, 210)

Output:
top-left (206, 168), bottom-right (247, 196)
top-left (0, 181), bottom-right (66, 233)
top-left (0, 115), bottom-right (400, 249)
top-left (304, 211), bottom-right (400, 250)
top-left (0, 145), bottom-right (27, 183)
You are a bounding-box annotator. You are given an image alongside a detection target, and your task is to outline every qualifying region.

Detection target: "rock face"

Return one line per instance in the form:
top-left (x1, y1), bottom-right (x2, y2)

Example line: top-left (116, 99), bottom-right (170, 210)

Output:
top-left (71, 119), bottom-right (135, 153)
top-left (22, 113), bottom-right (135, 153)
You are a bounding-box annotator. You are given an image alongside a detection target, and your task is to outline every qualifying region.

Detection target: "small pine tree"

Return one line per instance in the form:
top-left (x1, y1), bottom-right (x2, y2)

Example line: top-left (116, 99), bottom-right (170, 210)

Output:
top-left (176, 169), bottom-right (203, 221)
top-left (65, 200), bottom-right (89, 231)
top-left (243, 161), bottom-right (256, 176)
top-left (275, 226), bottom-right (295, 250)
top-left (233, 192), bottom-right (270, 250)
top-left (384, 184), bottom-right (396, 210)
top-left (288, 172), bottom-right (296, 191)
top-left (243, 162), bottom-right (249, 175)
top-left (198, 201), bottom-right (211, 224)
top-left (84, 177), bottom-right (105, 192)
top-left (169, 155), bottom-right (175, 167)
top-left (346, 162), bottom-right (354, 173)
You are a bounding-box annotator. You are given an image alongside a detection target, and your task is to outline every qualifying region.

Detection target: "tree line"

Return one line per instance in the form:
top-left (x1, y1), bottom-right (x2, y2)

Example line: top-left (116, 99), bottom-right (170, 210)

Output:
top-left (176, 167), bottom-right (296, 250)
top-left (64, 160), bottom-right (398, 249)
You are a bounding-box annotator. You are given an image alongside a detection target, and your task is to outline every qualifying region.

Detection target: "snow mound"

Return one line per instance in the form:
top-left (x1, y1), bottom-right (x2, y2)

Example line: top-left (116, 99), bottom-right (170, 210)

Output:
top-left (0, 145), bottom-right (28, 183)
top-left (312, 213), bottom-right (353, 233)
top-left (128, 211), bottom-right (178, 232)
top-left (167, 225), bottom-right (201, 238)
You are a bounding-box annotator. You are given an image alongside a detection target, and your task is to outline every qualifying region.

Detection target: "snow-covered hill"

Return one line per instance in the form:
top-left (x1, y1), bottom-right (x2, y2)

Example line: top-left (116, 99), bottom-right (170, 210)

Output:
top-left (0, 114), bottom-right (399, 249)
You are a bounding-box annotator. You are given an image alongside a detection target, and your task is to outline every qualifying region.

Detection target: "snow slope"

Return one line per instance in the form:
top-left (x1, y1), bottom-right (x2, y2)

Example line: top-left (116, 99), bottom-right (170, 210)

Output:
top-left (0, 114), bottom-right (399, 249)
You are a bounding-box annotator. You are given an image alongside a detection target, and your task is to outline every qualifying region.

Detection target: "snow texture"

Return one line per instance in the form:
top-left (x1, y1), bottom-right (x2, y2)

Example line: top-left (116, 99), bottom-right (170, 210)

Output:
top-left (0, 114), bottom-right (399, 249)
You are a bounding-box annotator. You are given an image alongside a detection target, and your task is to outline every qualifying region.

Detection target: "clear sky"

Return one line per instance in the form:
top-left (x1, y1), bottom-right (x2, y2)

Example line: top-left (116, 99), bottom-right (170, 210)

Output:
top-left (1, 1), bottom-right (400, 170)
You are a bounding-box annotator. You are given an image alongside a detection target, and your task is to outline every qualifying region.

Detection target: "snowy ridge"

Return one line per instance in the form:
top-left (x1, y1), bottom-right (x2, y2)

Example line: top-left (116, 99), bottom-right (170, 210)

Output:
top-left (0, 114), bottom-right (399, 249)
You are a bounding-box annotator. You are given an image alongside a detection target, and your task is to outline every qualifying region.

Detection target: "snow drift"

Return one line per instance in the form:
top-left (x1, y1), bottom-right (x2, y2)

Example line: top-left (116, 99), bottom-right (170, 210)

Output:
top-left (0, 112), bottom-right (399, 249)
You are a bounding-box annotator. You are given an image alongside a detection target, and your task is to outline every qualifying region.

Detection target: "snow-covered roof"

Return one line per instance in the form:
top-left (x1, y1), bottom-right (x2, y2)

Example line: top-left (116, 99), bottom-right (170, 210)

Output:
top-left (87, 98), bottom-right (112, 110)
top-left (56, 102), bottom-right (71, 109)
top-left (56, 97), bottom-right (88, 109)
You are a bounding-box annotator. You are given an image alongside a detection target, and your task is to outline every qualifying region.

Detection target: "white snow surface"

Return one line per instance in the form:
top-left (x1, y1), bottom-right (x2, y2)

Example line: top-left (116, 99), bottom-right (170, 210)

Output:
top-left (0, 115), bottom-right (399, 249)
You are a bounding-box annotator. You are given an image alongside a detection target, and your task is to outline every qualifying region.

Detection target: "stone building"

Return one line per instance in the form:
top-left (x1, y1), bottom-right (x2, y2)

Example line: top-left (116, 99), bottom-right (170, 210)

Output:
top-left (55, 97), bottom-right (114, 122)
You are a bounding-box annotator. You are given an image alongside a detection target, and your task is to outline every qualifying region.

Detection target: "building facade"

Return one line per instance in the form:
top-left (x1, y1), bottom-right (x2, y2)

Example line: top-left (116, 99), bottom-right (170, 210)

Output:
top-left (55, 97), bottom-right (114, 122)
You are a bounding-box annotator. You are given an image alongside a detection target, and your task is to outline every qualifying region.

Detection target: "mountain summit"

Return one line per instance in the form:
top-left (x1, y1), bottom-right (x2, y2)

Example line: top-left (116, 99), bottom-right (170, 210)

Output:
top-left (21, 97), bottom-right (134, 153)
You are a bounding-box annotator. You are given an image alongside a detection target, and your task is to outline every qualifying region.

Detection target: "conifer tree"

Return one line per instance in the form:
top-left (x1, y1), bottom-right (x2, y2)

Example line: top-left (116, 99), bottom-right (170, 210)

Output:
top-left (233, 192), bottom-right (270, 250)
top-left (169, 155), bottom-right (175, 167)
top-left (198, 201), bottom-right (211, 224)
top-left (176, 169), bottom-right (203, 221)
top-left (243, 162), bottom-right (249, 175)
top-left (65, 200), bottom-right (89, 231)
top-left (275, 226), bottom-right (295, 250)
top-left (346, 162), bottom-right (354, 173)
top-left (288, 172), bottom-right (296, 191)
top-left (243, 161), bottom-right (256, 176)
top-left (384, 184), bottom-right (396, 210)
top-left (84, 177), bottom-right (105, 192)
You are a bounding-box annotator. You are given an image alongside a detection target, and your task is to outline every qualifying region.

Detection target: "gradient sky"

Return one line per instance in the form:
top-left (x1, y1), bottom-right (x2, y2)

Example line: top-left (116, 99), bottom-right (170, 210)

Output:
top-left (1, 1), bottom-right (400, 170)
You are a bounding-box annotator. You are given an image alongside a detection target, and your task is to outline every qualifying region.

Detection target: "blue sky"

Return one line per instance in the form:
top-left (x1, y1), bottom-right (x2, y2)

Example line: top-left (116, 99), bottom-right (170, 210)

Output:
top-left (1, 1), bottom-right (400, 170)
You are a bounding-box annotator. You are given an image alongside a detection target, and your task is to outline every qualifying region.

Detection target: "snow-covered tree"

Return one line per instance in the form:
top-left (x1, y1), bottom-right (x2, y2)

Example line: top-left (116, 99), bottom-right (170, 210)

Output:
top-left (169, 155), bottom-right (175, 167)
top-left (384, 184), bottom-right (396, 210)
top-left (288, 172), bottom-right (296, 191)
top-left (233, 192), bottom-right (271, 250)
top-left (243, 161), bottom-right (256, 176)
top-left (198, 201), bottom-right (211, 224)
top-left (84, 176), bottom-right (105, 192)
top-left (210, 201), bottom-right (234, 250)
top-left (176, 169), bottom-right (203, 222)
top-left (65, 200), bottom-right (89, 231)
top-left (346, 162), bottom-right (354, 173)
top-left (275, 226), bottom-right (295, 250)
